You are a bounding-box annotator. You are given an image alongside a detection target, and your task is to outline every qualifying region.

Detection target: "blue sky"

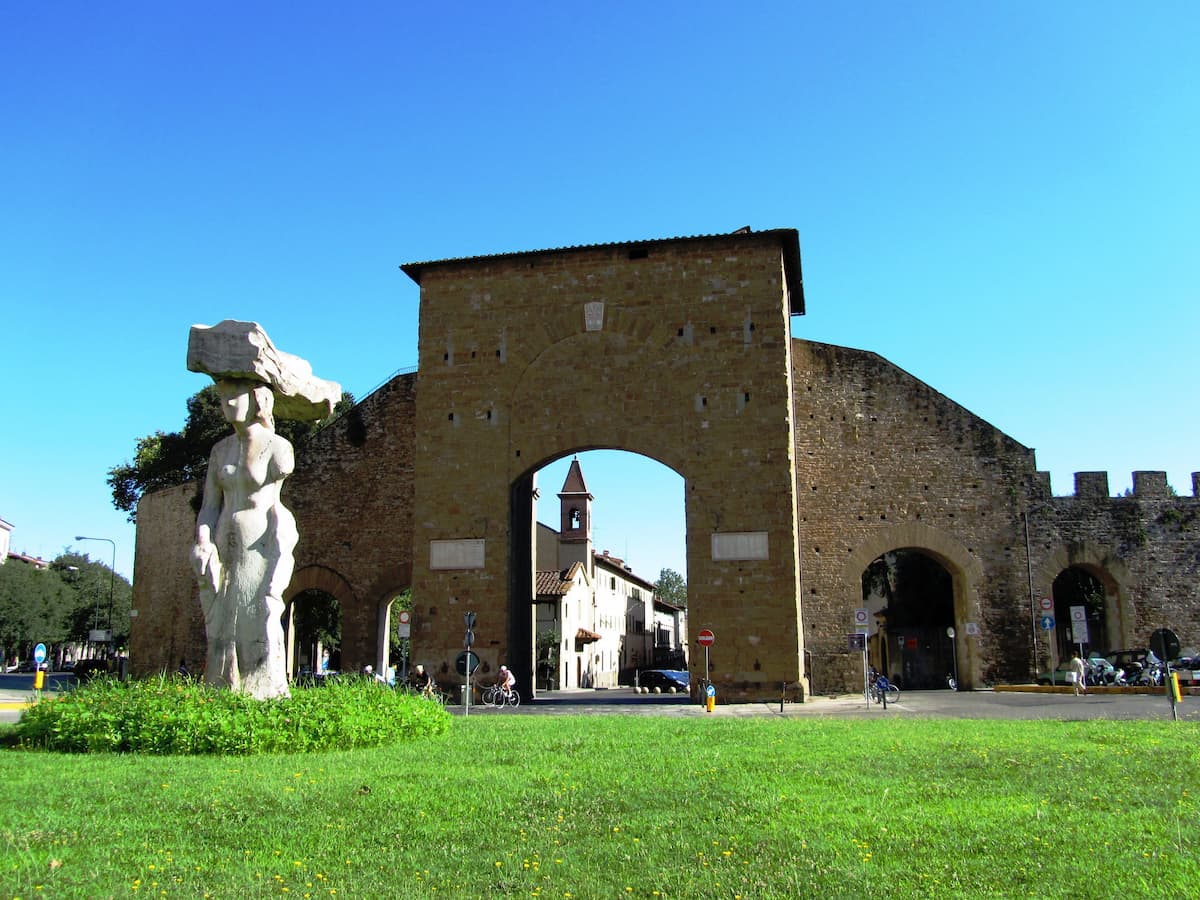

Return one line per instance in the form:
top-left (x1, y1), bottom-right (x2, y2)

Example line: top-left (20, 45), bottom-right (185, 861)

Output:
top-left (2, 3), bottom-right (1197, 582)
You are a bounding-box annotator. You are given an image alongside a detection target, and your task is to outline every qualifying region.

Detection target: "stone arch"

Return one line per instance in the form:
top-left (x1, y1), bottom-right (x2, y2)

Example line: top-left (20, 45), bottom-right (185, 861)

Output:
top-left (1034, 542), bottom-right (1133, 657)
top-left (367, 565), bottom-right (413, 681)
top-left (283, 565), bottom-right (356, 679)
top-left (842, 523), bottom-right (983, 688)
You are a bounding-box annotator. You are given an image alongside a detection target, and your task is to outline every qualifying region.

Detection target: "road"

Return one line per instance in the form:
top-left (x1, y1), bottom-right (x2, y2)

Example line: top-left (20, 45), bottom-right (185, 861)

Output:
top-left (3, 676), bottom-right (1195, 725)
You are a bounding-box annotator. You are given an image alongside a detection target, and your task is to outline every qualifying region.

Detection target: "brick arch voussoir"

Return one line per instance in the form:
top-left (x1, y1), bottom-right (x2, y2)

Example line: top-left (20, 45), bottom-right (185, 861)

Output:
top-left (285, 565), bottom-right (358, 610)
top-left (1034, 542), bottom-right (1130, 599)
top-left (510, 330), bottom-right (688, 476)
top-left (841, 523), bottom-right (984, 613)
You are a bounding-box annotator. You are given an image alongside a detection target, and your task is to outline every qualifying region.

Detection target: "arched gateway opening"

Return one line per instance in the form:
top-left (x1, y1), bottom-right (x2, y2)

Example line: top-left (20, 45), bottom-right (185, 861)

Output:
top-left (404, 230), bottom-right (806, 702)
top-left (1052, 566), bottom-right (1109, 658)
top-left (862, 549), bottom-right (956, 690)
top-left (518, 450), bottom-right (686, 696)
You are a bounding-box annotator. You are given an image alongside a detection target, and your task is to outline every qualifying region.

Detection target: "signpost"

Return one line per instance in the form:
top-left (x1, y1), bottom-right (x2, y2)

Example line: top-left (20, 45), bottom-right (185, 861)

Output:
top-left (697, 629), bottom-right (714, 707)
top-left (33, 642), bottom-right (47, 692)
top-left (1150, 628), bottom-right (1182, 722)
top-left (463, 612), bottom-right (476, 716)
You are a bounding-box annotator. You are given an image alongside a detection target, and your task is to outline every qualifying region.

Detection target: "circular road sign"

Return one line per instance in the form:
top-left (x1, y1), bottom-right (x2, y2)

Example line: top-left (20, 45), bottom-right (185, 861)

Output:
top-left (1040, 615), bottom-right (1055, 631)
top-left (1149, 628), bottom-right (1180, 663)
top-left (33, 643), bottom-right (47, 665)
top-left (455, 651), bottom-right (480, 676)
top-left (697, 629), bottom-right (715, 647)
top-left (705, 683), bottom-right (716, 698)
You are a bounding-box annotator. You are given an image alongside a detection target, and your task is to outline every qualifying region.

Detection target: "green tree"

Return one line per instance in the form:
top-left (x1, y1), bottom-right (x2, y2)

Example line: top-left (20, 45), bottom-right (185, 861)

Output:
top-left (108, 385), bottom-right (354, 522)
top-left (0, 560), bottom-right (75, 662)
top-left (655, 568), bottom-right (687, 609)
top-left (51, 553), bottom-right (133, 648)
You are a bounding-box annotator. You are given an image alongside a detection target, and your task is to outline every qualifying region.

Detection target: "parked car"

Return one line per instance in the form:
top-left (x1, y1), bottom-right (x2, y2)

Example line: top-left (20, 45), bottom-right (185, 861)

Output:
top-left (1035, 662), bottom-right (1079, 686)
top-left (73, 659), bottom-right (112, 681)
top-left (1105, 648), bottom-right (1155, 671)
top-left (637, 669), bottom-right (690, 693)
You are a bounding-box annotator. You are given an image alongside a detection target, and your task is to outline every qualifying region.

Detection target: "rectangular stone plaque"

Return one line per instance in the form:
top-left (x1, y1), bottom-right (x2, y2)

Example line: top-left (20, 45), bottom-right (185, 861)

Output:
top-left (430, 539), bottom-right (485, 570)
top-left (711, 531), bottom-right (769, 561)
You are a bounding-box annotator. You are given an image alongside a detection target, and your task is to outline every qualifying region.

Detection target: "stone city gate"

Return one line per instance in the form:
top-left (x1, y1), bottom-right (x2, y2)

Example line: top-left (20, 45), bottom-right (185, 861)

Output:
top-left (401, 229), bottom-right (807, 701)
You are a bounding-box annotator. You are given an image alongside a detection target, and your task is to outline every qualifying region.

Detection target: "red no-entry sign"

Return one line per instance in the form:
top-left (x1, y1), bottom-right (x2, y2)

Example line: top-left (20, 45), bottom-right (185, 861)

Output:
top-left (697, 629), bottom-right (715, 647)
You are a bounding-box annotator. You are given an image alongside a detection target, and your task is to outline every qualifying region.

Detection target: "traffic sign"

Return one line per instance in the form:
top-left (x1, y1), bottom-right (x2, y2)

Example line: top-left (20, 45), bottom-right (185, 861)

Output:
top-left (1150, 628), bottom-right (1180, 662)
top-left (1039, 597), bottom-right (1053, 612)
top-left (1040, 615), bottom-right (1055, 631)
top-left (455, 651), bottom-right (480, 676)
top-left (697, 629), bottom-right (715, 647)
top-left (464, 629), bottom-right (475, 648)
top-left (705, 683), bottom-right (716, 698)
top-left (33, 643), bottom-right (47, 665)
top-left (853, 608), bottom-right (870, 627)
top-left (464, 611), bottom-right (476, 628)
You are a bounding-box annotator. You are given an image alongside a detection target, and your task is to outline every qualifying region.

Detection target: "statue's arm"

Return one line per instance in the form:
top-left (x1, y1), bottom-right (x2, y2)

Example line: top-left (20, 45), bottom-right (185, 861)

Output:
top-left (191, 447), bottom-right (223, 589)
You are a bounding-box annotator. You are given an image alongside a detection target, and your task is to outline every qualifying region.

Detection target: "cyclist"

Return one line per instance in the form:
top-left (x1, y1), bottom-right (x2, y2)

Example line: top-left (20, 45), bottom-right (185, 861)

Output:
top-left (497, 665), bottom-right (516, 700)
top-left (411, 663), bottom-right (435, 698)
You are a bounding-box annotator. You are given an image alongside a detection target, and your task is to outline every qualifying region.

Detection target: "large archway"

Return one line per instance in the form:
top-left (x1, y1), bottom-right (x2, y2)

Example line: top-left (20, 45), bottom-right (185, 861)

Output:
top-left (519, 449), bottom-right (687, 697)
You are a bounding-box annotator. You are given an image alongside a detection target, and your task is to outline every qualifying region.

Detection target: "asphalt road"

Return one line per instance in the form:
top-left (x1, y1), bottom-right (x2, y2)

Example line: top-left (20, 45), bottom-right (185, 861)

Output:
top-left (3, 675), bottom-right (1195, 724)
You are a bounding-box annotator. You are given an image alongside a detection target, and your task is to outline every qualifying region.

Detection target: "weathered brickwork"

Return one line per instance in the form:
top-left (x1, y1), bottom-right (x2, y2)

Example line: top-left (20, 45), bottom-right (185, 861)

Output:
top-left (130, 229), bottom-right (1200, 698)
top-left (131, 374), bottom-right (418, 679)
top-left (404, 232), bottom-right (805, 700)
top-left (792, 340), bottom-right (1200, 691)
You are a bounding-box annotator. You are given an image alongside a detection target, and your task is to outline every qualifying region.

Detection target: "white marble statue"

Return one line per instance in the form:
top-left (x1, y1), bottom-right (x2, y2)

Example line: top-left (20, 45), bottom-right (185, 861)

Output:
top-left (187, 321), bottom-right (340, 699)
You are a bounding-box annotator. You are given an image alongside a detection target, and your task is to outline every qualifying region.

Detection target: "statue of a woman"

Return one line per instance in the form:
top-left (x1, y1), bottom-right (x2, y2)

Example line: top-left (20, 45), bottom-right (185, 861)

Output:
top-left (191, 378), bottom-right (296, 699)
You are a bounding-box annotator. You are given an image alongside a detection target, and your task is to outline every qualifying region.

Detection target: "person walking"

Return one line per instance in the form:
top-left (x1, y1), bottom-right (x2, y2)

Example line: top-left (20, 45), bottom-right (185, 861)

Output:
top-left (1069, 653), bottom-right (1088, 696)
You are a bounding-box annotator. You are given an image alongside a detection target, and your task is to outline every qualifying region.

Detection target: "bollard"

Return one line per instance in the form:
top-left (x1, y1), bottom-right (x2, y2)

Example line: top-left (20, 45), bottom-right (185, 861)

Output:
top-left (706, 695), bottom-right (715, 713)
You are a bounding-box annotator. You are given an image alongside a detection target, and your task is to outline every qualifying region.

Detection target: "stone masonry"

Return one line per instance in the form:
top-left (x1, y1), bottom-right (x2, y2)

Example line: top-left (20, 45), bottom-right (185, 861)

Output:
top-left (130, 228), bottom-right (1200, 698)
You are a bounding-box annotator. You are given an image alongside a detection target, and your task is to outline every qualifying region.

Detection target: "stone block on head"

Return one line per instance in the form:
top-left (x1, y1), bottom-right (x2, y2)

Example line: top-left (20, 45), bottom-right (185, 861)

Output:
top-left (187, 319), bottom-right (342, 422)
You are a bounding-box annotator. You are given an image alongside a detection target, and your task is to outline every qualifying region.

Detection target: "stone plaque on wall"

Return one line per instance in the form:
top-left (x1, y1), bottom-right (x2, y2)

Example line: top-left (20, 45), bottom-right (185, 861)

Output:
top-left (584, 301), bottom-right (605, 332)
top-left (430, 539), bottom-right (485, 570)
top-left (711, 531), bottom-right (769, 561)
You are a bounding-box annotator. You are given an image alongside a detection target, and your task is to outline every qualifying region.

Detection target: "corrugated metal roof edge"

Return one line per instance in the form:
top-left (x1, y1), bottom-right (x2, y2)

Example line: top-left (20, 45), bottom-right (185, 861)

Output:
top-left (400, 227), bottom-right (803, 315)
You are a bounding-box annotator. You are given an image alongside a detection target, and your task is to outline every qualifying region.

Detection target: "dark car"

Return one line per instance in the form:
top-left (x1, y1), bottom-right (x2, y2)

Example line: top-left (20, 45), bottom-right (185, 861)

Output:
top-left (637, 669), bottom-right (690, 693)
top-left (73, 659), bottom-right (112, 681)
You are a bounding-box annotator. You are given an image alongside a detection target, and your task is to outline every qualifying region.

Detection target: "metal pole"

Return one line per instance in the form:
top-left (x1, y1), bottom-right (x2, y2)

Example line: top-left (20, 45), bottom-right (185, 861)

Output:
top-left (1022, 512), bottom-right (1038, 679)
top-left (75, 536), bottom-right (116, 657)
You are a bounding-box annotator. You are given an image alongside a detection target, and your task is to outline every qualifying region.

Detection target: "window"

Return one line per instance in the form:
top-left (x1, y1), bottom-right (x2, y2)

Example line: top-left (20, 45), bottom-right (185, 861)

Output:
top-left (569, 508), bottom-right (582, 529)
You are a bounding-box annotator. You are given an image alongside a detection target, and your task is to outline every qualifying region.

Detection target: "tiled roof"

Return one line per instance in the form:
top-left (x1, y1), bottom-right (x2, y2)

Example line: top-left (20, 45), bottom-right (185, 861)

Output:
top-left (536, 570), bottom-right (571, 596)
top-left (401, 227), bottom-right (803, 315)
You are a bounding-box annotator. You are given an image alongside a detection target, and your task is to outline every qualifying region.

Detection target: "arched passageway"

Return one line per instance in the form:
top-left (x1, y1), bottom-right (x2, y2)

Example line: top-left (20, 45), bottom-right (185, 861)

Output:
top-left (1052, 566), bottom-right (1109, 657)
top-left (288, 588), bottom-right (341, 677)
top-left (862, 549), bottom-right (957, 690)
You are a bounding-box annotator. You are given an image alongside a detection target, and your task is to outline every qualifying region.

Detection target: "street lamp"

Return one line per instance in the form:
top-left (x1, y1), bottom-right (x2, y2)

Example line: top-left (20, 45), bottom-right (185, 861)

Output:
top-left (75, 535), bottom-right (116, 652)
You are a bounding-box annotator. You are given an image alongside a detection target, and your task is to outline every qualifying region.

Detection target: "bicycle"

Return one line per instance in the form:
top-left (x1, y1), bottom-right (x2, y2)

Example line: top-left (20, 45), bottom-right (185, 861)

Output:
top-left (479, 684), bottom-right (520, 707)
top-left (869, 678), bottom-right (900, 706)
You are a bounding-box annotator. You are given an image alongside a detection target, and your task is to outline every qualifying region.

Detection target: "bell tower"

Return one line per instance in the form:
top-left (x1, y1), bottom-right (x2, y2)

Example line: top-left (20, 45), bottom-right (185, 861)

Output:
top-left (557, 457), bottom-right (593, 572)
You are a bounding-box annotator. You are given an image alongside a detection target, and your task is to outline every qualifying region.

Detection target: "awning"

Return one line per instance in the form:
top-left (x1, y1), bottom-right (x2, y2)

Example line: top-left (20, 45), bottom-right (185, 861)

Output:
top-left (575, 628), bottom-right (602, 643)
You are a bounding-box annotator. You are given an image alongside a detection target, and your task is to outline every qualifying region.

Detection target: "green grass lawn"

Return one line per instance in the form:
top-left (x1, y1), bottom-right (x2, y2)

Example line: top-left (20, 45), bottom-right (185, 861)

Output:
top-left (2, 715), bottom-right (1197, 898)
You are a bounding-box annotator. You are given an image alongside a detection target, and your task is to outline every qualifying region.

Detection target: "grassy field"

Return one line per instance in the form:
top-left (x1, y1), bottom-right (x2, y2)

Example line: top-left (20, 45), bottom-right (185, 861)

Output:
top-left (1, 715), bottom-right (1197, 898)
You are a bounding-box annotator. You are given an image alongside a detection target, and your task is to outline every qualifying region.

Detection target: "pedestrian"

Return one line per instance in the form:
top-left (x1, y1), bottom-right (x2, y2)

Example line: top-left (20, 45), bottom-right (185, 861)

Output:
top-left (411, 663), bottom-right (435, 698)
top-left (1069, 653), bottom-right (1087, 695)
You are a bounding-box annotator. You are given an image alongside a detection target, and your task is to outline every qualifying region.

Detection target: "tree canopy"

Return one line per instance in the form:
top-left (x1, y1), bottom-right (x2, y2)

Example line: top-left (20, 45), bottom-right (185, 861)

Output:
top-left (0, 552), bottom-right (132, 663)
top-left (655, 568), bottom-right (687, 609)
top-left (107, 385), bottom-right (354, 522)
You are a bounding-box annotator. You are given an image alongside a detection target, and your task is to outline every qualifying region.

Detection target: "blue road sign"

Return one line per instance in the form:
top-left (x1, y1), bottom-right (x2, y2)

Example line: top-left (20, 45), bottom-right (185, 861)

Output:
top-left (1039, 616), bottom-right (1055, 631)
top-left (705, 683), bottom-right (716, 698)
top-left (33, 643), bottom-right (47, 665)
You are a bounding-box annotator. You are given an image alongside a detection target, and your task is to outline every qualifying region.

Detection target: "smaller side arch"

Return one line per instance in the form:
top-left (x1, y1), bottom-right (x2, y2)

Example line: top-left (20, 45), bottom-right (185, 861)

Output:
top-left (1033, 541), bottom-right (1133, 653)
top-left (284, 565), bottom-right (358, 679)
top-left (841, 523), bottom-right (984, 688)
